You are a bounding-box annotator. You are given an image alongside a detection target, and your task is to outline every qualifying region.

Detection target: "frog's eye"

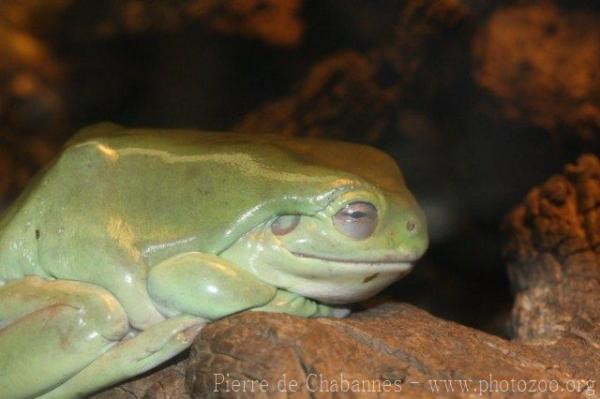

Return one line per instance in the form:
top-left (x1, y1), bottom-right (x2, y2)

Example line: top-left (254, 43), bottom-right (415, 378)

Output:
top-left (333, 202), bottom-right (378, 240)
top-left (271, 215), bottom-right (300, 236)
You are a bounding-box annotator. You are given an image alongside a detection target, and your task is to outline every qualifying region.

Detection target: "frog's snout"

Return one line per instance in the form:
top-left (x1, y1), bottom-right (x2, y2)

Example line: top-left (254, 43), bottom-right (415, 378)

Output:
top-left (388, 216), bottom-right (428, 262)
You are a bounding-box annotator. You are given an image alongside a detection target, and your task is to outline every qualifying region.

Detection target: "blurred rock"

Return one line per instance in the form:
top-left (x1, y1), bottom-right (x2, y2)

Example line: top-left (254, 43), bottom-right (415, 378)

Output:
top-left (234, 0), bottom-right (470, 143)
top-left (1, 0), bottom-right (304, 47)
top-left (234, 50), bottom-right (396, 141)
top-left (0, 132), bottom-right (57, 211)
top-left (185, 0), bottom-right (303, 47)
top-left (321, 1), bottom-right (402, 48)
top-left (0, 147), bottom-right (12, 204)
top-left (0, 0), bottom-right (71, 34)
top-left (0, 25), bottom-right (65, 135)
top-left (472, 3), bottom-right (600, 140)
top-left (0, 25), bottom-right (64, 209)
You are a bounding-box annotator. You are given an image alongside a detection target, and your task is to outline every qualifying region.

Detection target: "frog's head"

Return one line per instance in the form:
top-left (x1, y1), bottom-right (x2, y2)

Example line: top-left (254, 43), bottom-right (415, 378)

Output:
top-left (219, 139), bottom-right (428, 304)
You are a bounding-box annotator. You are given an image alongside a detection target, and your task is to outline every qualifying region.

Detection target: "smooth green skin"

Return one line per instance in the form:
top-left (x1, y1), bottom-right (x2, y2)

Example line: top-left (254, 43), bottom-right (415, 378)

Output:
top-left (0, 123), bottom-right (428, 398)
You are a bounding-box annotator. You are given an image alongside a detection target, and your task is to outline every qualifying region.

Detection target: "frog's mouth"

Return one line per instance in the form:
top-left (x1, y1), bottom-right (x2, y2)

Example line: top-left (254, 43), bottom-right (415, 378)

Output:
top-left (290, 251), bottom-right (415, 267)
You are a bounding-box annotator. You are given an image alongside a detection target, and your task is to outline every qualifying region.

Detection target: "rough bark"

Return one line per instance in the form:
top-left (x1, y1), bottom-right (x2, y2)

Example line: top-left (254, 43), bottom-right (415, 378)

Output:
top-left (96, 155), bottom-right (600, 398)
top-left (503, 154), bottom-right (600, 343)
top-left (186, 304), bottom-right (596, 398)
top-left (92, 361), bottom-right (190, 399)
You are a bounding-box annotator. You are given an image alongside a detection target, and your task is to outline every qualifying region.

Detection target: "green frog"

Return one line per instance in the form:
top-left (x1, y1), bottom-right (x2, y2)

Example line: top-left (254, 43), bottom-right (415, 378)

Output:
top-left (0, 123), bottom-right (428, 398)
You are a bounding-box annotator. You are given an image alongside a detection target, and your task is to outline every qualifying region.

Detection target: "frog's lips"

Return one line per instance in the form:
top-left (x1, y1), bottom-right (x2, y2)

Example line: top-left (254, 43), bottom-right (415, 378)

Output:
top-left (290, 251), bottom-right (415, 266)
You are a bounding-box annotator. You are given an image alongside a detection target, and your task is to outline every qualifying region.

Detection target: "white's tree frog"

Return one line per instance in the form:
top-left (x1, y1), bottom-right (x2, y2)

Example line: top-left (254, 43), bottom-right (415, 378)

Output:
top-left (0, 123), bottom-right (428, 398)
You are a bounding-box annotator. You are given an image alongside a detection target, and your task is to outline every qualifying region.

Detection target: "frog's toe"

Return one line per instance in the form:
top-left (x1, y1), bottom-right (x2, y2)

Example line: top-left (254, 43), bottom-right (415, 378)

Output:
top-left (125, 315), bottom-right (205, 363)
top-left (40, 315), bottom-right (207, 399)
top-left (328, 306), bottom-right (352, 318)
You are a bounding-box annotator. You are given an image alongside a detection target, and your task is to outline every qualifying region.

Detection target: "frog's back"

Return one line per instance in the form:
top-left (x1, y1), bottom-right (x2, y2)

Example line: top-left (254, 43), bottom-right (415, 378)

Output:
top-left (0, 124), bottom-right (124, 281)
top-left (0, 123), bottom-right (407, 282)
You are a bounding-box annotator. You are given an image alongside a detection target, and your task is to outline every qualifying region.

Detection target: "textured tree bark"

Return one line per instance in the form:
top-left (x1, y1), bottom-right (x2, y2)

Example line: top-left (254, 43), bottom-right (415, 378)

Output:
top-left (91, 361), bottom-right (190, 399)
top-left (503, 154), bottom-right (600, 366)
top-left (95, 155), bottom-right (600, 398)
top-left (186, 303), bottom-right (597, 398)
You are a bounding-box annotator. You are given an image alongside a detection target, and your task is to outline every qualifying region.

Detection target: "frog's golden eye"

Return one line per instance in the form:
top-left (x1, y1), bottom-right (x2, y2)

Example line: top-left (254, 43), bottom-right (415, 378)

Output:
top-left (333, 202), bottom-right (378, 240)
top-left (271, 215), bottom-right (300, 236)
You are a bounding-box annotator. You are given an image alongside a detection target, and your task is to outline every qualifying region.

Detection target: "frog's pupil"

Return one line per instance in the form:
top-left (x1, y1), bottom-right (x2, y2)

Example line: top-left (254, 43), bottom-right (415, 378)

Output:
top-left (349, 211), bottom-right (367, 219)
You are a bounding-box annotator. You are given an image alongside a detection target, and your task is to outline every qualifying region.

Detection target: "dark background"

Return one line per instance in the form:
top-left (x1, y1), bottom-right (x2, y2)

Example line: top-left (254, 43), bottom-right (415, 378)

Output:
top-left (1, 0), bottom-right (599, 337)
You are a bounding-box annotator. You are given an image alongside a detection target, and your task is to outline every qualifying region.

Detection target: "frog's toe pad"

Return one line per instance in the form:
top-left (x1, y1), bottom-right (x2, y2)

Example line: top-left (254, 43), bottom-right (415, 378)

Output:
top-left (329, 307), bottom-right (352, 318)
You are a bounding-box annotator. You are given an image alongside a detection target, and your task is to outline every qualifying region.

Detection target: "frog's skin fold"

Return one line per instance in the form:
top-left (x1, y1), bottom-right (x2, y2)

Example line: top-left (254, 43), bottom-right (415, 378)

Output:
top-left (0, 123), bottom-right (428, 398)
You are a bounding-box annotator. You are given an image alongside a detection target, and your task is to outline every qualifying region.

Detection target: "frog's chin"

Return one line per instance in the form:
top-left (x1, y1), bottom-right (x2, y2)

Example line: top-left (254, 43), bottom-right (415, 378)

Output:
top-left (286, 266), bottom-right (412, 304)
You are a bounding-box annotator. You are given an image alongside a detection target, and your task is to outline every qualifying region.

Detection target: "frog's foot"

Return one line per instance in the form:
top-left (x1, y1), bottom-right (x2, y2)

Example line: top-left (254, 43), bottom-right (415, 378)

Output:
top-left (39, 315), bottom-right (205, 399)
top-left (0, 276), bottom-right (205, 399)
top-left (0, 276), bottom-right (131, 398)
top-left (252, 289), bottom-right (351, 318)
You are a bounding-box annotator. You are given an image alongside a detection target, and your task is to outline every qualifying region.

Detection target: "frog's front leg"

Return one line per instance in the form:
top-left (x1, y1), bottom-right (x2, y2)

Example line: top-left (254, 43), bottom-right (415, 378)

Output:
top-left (39, 252), bottom-right (253, 398)
top-left (253, 289), bottom-right (351, 318)
top-left (147, 252), bottom-right (278, 319)
top-left (148, 252), bottom-right (349, 320)
top-left (0, 276), bottom-right (204, 399)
